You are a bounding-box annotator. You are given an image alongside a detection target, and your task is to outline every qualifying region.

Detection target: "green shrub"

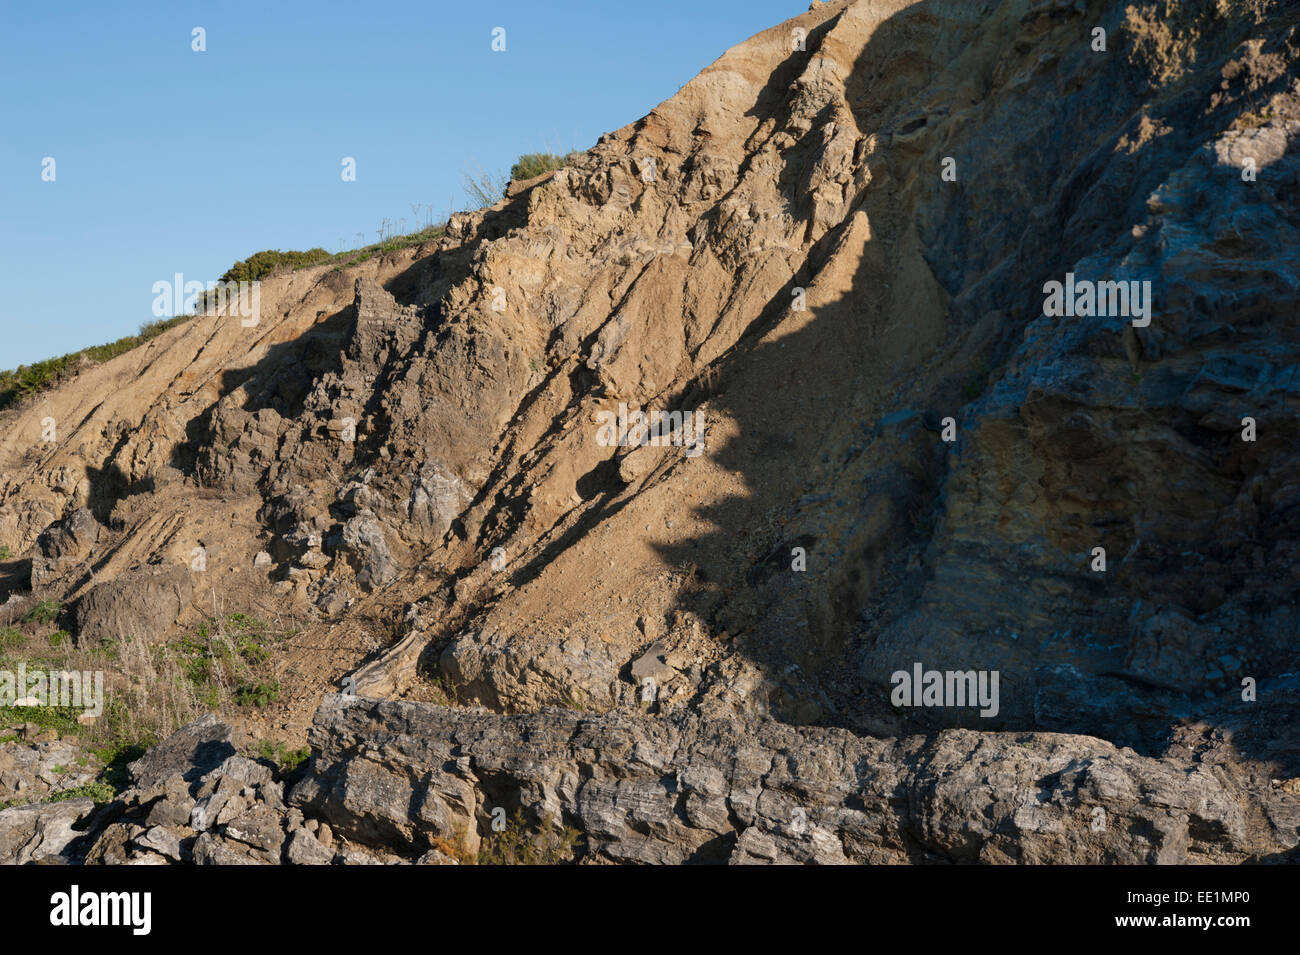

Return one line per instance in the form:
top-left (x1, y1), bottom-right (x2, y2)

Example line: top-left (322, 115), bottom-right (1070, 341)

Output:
top-left (49, 780), bottom-right (117, 804)
top-left (225, 613), bottom-right (274, 664)
top-left (218, 249), bottom-right (331, 285)
top-left (196, 249), bottom-right (331, 313)
top-left (477, 810), bottom-right (582, 865)
top-left (8, 705), bottom-right (82, 737)
top-left (254, 739), bottom-right (310, 773)
top-left (174, 613), bottom-right (282, 710)
top-left (509, 152), bottom-right (573, 182)
top-left (22, 600), bottom-right (61, 624)
top-left (234, 680), bottom-right (281, 707)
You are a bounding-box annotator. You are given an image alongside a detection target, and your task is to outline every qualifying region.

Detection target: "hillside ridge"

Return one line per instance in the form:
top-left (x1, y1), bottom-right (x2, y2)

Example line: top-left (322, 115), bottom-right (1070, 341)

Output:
top-left (2, 0), bottom-right (1299, 865)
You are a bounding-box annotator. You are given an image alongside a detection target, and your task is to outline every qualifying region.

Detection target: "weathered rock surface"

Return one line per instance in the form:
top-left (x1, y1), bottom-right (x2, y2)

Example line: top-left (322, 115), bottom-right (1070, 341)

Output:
top-left (0, 0), bottom-right (1298, 864)
top-left (5, 678), bottom-right (1297, 865)
top-left (74, 563), bottom-right (193, 646)
top-left (30, 507), bottom-right (99, 588)
top-left (126, 712), bottom-right (234, 789)
top-left (0, 797), bottom-right (95, 864)
top-left (290, 695), bottom-right (1299, 864)
top-left (0, 732), bottom-right (97, 806)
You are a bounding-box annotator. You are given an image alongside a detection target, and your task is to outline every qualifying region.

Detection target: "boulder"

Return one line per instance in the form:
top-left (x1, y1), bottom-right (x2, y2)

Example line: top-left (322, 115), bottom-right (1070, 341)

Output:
top-left (285, 827), bottom-right (335, 865)
top-left (30, 507), bottom-right (99, 587)
top-left (0, 797), bottom-right (96, 864)
top-left (127, 714), bottom-right (234, 793)
top-left (339, 512), bottom-right (398, 589)
top-left (75, 563), bottom-right (193, 646)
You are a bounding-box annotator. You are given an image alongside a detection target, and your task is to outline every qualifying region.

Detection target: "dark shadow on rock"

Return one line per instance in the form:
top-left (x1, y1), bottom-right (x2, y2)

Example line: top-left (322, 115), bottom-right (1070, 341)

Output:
top-left (631, 0), bottom-right (1300, 773)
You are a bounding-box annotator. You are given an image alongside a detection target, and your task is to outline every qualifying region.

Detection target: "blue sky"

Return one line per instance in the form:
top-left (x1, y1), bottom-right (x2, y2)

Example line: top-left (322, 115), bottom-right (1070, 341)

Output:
top-left (0, 0), bottom-right (798, 369)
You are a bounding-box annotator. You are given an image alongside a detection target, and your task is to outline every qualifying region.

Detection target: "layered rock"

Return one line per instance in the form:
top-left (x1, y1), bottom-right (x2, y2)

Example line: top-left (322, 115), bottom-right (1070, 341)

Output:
top-left (8, 695), bottom-right (1295, 865)
top-left (0, 0), bottom-right (1297, 864)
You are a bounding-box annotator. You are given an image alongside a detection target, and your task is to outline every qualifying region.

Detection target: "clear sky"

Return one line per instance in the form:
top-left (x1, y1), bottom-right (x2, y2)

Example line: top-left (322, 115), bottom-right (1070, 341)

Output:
top-left (0, 0), bottom-right (800, 369)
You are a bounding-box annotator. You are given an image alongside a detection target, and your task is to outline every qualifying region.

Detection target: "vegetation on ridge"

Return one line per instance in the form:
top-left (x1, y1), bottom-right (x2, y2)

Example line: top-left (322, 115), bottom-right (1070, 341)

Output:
top-left (1, 148), bottom-right (580, 412)
top-left (0, 316), bottom-right (191, 412)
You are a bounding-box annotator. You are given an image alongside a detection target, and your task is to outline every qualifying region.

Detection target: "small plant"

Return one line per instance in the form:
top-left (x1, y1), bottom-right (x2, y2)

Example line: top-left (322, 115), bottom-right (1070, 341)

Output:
top-left (477, 810), bottom-right (583, 865)
top-left (560, 690), bottom-right (590, 713)
top-left (0, 545), bottom-right (11, 560)
top-left (234, 680), bottom-right (281, 707)
top-left (226, 612), bottom-right (275, 665)
top-left (428, 824), bottom-right (479, 865)
top-left (509, 152), bottom-right (573, 182)
top-left (463, 166), bottom-right (507, 209)
top-left (254, 739), bottom-right (310, 773)
top-left (417, 659), bottom-right (461, 707)
top-left (174, 612), bottom-right (282, 710)
top-left (175, 628), bottom-right (218, 689)
top-left (9, 705), bottom-right (82, 737)
top-left (464, 151), bottom-right (578, 210)
top-left (22, 600), bottom-right (61, 624)
top-left (49, 780), bottom-right (116, 804)
top-left (91, 738), bottom-right (152, 793)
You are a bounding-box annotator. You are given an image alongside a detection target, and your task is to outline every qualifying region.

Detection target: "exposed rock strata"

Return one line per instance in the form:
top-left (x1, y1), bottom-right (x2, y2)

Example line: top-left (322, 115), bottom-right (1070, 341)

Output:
top-left (4, 695), bottom-right (1295, 865)
top-left (0, 0), bottom-right (1298, 864)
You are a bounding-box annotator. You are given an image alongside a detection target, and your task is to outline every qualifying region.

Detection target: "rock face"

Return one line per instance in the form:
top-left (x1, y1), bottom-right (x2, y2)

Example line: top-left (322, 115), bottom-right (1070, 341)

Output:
top-left (8, 695), bottom-right (1294, 865)
top-left (290, 695), bottom-right (1300, 865)
top-left (1, 0), bottom-right (1299, 864)
top-left (0, 798), bottom-right (96, 865)
top-left (30, 507), bottom-right (98, 588)
top-left (0, 714), bottom-right (407, 866)
top-left (125, 713), bottom-right (235, 789)
top-left (0, 729), bottom-right (98, 806)
top-left (74, 563), bottom-right (193, 646)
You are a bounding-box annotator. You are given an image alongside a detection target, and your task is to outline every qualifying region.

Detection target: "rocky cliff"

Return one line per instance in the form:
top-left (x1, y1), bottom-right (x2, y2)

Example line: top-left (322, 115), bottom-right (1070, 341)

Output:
top-left (2, 0), bottom-right (1299, 864)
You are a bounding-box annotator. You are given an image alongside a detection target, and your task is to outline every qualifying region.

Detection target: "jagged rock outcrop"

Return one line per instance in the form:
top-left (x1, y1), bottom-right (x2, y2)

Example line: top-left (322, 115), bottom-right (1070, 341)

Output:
top-left (290, 695), bottom-right (1300, 864)
top-left (0, 798), bottom-right (96, 865)
top-left (1, 713), bottom-right (413, 866)
top-left (30, 507), bottom-right (98, 588)
top-left (8, 695), bottom-right (1295, 865)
